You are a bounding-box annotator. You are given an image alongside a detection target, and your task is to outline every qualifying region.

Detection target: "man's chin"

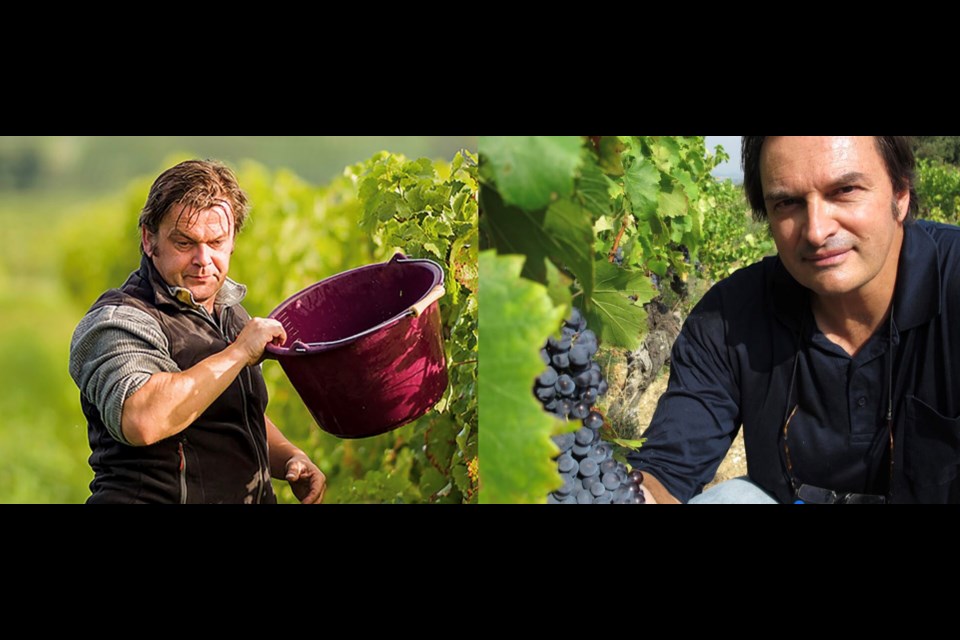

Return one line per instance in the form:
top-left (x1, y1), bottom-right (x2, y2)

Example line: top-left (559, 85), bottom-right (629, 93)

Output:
top-left (804, 278), bottom-right (861, 299)
top-left (182, 284), bottom-right (218, 305)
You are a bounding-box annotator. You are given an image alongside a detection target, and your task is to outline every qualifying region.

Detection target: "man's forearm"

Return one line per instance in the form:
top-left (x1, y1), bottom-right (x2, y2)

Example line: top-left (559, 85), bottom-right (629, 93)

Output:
top-left (120, 343), bottom-right (250, 446)
top-left (640, 472), bottom-right (682, 504)
top-left (266, 415), bottom-right (303, 479)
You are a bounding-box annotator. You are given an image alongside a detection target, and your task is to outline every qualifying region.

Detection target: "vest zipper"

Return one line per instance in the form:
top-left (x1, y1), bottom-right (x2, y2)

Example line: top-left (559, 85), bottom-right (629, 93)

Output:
top-left (240, 368), bottom-right (266, 504)
top-left (178, 440), bottom-right (188, 505)
top-left (181, 305), bottom-right (270, 503)
top-left (215, 305), bottom-right (268, 504)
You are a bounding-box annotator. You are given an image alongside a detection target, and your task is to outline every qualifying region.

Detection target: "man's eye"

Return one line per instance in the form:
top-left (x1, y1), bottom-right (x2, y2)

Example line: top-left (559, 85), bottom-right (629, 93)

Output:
top-left (837, 185), bottom-right (857, 195)
top-left (175, 241), bottom-right (192, 249)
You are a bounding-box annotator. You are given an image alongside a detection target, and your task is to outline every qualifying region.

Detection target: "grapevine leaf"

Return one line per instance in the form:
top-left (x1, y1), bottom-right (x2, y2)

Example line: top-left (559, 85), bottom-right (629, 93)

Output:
top-left (647, 259), bottom-right (669, 277)
top-left (577, 154), bottom-right (617, 218)
top-left (543, 199), bottom-right (596, 301)
top-left (593, 215), bottom-right (615, 234)
top-left (451, 227), bottom-right (478, 292)
top-left (650, 136), bottom-right (681, 173)
top-left (673, 168), bottom-right (699, 202)
top-left (480, 136), bottom-right (584, 211)
top-left (480, 187), bottom-right (594, 294)
top-left (658, 181), bottom-right (689, 218)
top-left (479, 251), bottom-right (567, 504)
top-left (597, 136), bottom-right (627, 176)
top-left (623, 156), bottom-right (660, 220)
top-left (583, 259), bottom-right (658, 350)
top-left (612, 437), bottom-right (647, 450)
top-left (544, 257), bottom-right (574, 309)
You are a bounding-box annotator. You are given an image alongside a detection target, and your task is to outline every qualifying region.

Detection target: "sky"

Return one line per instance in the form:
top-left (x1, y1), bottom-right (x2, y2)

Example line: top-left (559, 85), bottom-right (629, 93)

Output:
top-left (704, 136), bottom-right (742, 182)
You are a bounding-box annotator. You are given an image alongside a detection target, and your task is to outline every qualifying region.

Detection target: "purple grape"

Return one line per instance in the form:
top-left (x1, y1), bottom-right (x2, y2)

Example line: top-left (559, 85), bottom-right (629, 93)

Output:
top-left (579, 458), bottom-right (599, 478)
top-left (602, 472), bottom-right (620, 490)
top-left (575, 427), bottom-right (595, 446)
top-left (569, 345), bottom-right (590, 367)
top-left (584, 412), bottom-right (604, 430)
top-left (557, 453), bottom-right (577, 474)
top-left (538, 367), bottom-right (559, 387)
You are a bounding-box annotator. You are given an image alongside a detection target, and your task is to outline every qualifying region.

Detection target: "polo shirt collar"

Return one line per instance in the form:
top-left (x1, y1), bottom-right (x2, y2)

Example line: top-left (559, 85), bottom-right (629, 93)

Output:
top-left (770, 220), bottom-right (941, 333)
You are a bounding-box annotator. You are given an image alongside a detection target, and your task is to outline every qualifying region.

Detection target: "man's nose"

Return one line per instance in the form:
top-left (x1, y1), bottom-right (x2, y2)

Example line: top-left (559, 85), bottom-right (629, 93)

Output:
top-left (802, 197), bottom-right (839, 247)
top-left (193, 243), bottom-right (213, 265)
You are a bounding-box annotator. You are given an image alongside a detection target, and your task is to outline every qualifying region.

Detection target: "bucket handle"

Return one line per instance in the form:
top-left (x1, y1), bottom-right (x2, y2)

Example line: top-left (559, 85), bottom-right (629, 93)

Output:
top-left (264, 284), bottom-right (446, 358)
top-left (409, 284), bottom-right (445, 317)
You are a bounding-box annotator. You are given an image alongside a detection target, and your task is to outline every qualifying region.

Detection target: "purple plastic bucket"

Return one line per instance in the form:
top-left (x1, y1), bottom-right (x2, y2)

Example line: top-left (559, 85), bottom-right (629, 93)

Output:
top-left (263, 253), bottom-right (447, 439)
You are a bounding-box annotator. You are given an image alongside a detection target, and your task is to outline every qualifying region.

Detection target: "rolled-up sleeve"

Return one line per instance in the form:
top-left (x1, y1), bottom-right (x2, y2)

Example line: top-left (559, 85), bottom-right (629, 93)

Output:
top-left (69, 305), bottom-right (181, 445)
top-left (627, 288), bottom-right (741, 503)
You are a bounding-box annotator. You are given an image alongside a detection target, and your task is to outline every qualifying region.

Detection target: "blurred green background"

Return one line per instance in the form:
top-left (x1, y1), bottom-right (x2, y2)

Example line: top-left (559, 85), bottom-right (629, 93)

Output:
top-left (0, 136), bottom-right (476, 503)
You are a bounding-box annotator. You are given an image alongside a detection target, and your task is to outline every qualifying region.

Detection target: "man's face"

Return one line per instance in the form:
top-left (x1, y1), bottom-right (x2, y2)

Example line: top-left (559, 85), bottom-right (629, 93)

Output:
top-left (142, 201), bottom-right (235, 313)
top-left (760, 136), bottom-right (910, 301)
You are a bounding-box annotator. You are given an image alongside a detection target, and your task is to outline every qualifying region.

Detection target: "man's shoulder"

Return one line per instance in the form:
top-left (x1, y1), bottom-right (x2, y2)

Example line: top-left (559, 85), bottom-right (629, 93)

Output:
top-left (713, 255), bottom-right (778, 288)
top-left (73, 302), bottom-right (165, 344)
top-left (913, 220), bottom-right (960, 283)
top-left (916, 219), bottom-right (960, 246)
top-left (678, 256), bottom-right (784, 346)
top-left (697, 255), bottom-right (779, 311)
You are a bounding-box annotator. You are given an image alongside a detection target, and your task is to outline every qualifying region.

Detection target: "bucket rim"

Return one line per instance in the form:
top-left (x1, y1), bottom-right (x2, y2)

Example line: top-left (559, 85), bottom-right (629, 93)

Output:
top-left (264, 253), bottom-right (444, 357)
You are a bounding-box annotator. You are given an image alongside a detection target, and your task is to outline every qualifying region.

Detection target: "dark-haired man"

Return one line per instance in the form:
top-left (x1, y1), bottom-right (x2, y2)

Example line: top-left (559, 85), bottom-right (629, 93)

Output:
top-left (70, 159), bottom-right (326, 504)
top-left (628, 136), bottom-right (960, 504)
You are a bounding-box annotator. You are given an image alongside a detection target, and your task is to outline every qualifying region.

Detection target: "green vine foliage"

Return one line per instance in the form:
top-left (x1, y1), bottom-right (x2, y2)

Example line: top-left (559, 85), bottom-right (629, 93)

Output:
top-left (698, 178), bottom-right (776, 282)
top-left (916, 158), bottom-right (960, 224)
top-left (60, 150), bottom-right (478, 504)
top-left (347, 150), bottom-right (479, 503)
top-left (478, 136), bottom-right (727, 503)
top-left (480, 136), bottom-right (728, 350)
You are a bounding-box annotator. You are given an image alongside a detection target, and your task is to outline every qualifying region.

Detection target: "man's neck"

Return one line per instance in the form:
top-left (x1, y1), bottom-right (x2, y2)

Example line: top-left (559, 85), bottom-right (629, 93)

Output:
top-left (810, 236), bottom-right (902, 357)
top-left (811, 295), bottom-right (892, 356)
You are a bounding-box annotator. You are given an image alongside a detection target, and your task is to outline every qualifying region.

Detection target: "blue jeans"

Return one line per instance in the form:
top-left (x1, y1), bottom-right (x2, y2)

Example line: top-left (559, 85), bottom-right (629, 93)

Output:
top-left (688, 476), bottom-right (780, 504)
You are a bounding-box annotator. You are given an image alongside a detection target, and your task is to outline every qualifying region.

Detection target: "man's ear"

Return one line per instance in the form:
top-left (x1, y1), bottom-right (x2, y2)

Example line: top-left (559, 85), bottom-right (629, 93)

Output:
top-left (895, 188), bottom-right (911, 223)
top-left (141, 226), bottom-right (155, 257)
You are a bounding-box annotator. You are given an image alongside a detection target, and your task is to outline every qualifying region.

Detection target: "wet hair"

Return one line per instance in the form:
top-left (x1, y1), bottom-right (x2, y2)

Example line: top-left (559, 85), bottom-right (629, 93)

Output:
top-left (741, 136), bottom-right (918, 223)
top-left (139, 159), bottom-right (249, 251)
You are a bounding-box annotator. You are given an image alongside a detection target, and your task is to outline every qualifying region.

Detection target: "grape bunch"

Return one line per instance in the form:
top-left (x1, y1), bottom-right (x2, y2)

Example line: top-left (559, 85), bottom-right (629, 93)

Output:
top-left (612, 245), bottom-right (624, 266)
top-left (533, 307), bottom-right (646, 504)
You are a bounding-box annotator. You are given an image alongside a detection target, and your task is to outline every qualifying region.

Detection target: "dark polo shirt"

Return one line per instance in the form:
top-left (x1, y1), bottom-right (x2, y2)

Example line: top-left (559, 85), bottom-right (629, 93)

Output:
top-left (628, 220), bottom-right (960, 503)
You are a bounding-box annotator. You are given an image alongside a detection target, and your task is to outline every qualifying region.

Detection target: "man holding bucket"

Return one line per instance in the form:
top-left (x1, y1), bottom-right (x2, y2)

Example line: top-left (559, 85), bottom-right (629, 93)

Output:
top-left (69, 159), bottom-right (326, 504)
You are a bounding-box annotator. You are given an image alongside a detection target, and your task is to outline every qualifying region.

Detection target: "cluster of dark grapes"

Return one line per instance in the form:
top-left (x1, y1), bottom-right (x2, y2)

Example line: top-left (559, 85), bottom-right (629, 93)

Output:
top-left (612, 246), bottom-right (624, 266)
top-left (533, 307), bottom-right (646, 504)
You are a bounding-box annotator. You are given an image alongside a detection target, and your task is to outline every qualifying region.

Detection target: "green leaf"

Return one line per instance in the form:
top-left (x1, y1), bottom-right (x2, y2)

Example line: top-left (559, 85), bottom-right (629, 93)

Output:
top-left (544, 258), bottom-right (574, 308)
top-left (611, 437), bottom-right (646, 451)
top-left (647, 258), bottom-right (669, 277)
top-left (593, 215), bottom-right (615, 234)
top-left (479, 186), bottom-right (548, 283)
top-left (658, 182), bottom-right (688, 218)
top-left (479, 251), bottom-right (567, 503)
top-left (583, 260), bottom-right (657, 350)
top-left (597, 136), bottom-right (627, 176)
top-left (623, 156), bottom-right (660, 220)
top-left (480, 187), bottom-right (595, 294)
top-left (480, 136), bottom-right (584, 211)
top-left (543, 199), bottom-right (596, 301)
top-left (650, 136), bottom-right (681, 173)
top-left (673, 168), bottom-right (699, 202)
top-left (451, 227), bottom-right (478, 292)
top-left (577, 153), bottom-right (617, 218)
